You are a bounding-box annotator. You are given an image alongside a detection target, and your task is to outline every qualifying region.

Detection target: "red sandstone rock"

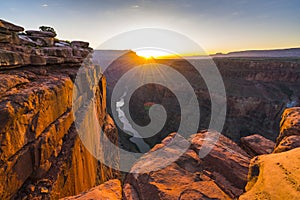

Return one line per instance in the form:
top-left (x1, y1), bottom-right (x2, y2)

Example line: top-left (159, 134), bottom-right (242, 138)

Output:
top-left (0, 65), bottom-right (119, 199)
top-left (274, 135), bottom-right (300, 153)
top-left (240, 134), bottom-right (275, 156)
top-left (123, 131), bottom-right (250, 199)
top-left (240, 148), bottom-right (300, 200)
top-left (0, 19), bottom-right (92, 69)
top-left (0, 19), bottom-right (24, 32)
top-left (274, 107), bottom-right (300, 153)
top-left (61, 179), bottom-right (122, 200)
top-left (240, 107), bottom-right (300, 199)
top-left (0, 49), bottom-right (25, 67)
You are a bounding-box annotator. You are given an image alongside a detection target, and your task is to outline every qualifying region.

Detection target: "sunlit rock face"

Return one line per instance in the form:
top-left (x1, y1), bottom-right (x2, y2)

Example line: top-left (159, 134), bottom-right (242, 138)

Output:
top-left (274, 107), bottom-right (300, 153)
top-left (240, 107), bottom-right (300, 200)
top-left (0, 19), bottom-right (119, 199)
top-left (123, 131), bottom-right (251, 199)
top-left (0, 66), bottom-right (119, 200)
top-left (239, 148), bottom-right (300, 200)
top-left (61, 179), bottom-right (122, 200)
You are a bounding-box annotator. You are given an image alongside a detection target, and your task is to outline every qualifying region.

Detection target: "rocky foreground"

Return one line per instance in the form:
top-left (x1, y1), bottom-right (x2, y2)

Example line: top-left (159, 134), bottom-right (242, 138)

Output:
top-left (0, 19), bottom-right (300, 199)
top-left (66, 108), bottom-right (300, 200)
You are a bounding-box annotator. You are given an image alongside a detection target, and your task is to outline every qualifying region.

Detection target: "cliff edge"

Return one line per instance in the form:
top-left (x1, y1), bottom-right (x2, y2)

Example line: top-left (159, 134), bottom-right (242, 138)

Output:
top-left (0, 19), bottom-right (119, 199)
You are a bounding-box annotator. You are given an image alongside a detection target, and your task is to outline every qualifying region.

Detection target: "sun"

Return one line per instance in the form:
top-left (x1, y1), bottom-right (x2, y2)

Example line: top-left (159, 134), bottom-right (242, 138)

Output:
top-left (135, 49), bottom-right (171, 59)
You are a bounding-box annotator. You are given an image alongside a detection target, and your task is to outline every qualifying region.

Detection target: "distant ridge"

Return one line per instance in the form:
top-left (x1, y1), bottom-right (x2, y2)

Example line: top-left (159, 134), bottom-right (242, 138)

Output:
top-left (211, 47), bottom-right (300, 58)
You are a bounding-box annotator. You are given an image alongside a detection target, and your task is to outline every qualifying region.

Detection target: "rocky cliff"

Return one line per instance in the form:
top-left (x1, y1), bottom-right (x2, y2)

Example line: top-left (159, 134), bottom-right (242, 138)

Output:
top-left (0, 19), bottom-right (119, 199)
top-left (240, 107), bottom-right (300, 200)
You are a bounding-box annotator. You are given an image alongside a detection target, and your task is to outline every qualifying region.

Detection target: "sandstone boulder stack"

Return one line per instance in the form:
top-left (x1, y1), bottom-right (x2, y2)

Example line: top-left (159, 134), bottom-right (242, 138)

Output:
top-left (0, 19), bottom-right (91, 69)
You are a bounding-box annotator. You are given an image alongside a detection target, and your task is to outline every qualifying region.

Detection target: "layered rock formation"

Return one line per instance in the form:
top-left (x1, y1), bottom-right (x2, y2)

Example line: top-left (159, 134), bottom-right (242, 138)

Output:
top-left (0, 19), bottom-right (119, 199)
top-left (240, 134), bottom-right (275, 157)
top-left (0, 19), bottom-right (91, 69)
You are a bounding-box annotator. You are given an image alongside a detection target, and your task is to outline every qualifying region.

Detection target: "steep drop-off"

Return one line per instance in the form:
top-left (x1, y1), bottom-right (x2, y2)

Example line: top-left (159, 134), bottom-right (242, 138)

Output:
top-left (0, 19), bottom-right (119, 199)
top-left (240, 107), bottom-right (300, 199)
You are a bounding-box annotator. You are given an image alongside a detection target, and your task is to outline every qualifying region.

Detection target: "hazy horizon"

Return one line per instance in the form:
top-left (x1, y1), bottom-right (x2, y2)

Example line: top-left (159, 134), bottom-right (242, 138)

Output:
top-left (1, 0), bottom-right (300, 55)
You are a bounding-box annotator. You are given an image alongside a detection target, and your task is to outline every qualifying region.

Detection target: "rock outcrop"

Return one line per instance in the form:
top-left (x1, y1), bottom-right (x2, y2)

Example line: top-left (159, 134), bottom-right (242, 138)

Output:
top-left (0, 19), bottom-right (119, 199)
top-left (240, 134), bottom-right (275, 157)
top-left (239, 148), bottom-right (300, 200)
top-left (0, 19), bottom-right (91, 69)
top-left (274, 107), bottom-right (300, 153)
top-left (240, 107), bottom-right (300, 199)
top-left (61, 179), bottom-right (122, 200)
top-left (123, 131), bottom-right (251, 199)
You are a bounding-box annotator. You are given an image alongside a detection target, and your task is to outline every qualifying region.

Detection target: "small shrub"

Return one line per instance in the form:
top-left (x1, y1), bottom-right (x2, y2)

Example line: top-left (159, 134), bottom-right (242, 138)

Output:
top-left (39, 26), bottom-right (56, 35)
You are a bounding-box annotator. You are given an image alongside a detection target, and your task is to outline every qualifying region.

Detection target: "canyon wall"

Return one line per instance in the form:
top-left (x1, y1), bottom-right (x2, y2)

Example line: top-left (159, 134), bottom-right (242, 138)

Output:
top-left (102, 53), bottom-right (300, 150)
top-left (0, 19), bottom-right (119, 199)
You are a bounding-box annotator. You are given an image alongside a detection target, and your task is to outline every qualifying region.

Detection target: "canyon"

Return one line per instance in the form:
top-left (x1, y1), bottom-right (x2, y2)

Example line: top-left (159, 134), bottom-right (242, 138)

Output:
top-left (103, 51), bottom-right (300, 150)
top-left (0, 19), bottom-right (300, 200)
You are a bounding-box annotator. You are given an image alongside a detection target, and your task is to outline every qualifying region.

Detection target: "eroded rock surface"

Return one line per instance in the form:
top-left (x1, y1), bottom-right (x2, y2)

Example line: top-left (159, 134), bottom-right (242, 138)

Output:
top-left (123, 131), bottom-right (251, 199)
top-left (0, 19), bottom-right (91, 69)
top-left (0, 19), bottom-right (119, 199)
top-left (239, 148), bottom-right (300, 200)
top-left (240, 134), bottom-right (275, 156)
top-left (240, 107), bottom-right (300, 199)
top-left (274, 107), bottom-right (300, 153)
top-left (61, 179), bottom-right (122, 200)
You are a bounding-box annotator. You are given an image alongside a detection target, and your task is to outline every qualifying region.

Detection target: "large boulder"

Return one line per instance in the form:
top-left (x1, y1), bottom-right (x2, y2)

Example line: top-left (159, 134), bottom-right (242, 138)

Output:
top-left (190, 131), bottom-right (251, 196)
top-left (240, 134), bottom-right (275, 156)
top-left (123, 131), bottom-right (251, 199)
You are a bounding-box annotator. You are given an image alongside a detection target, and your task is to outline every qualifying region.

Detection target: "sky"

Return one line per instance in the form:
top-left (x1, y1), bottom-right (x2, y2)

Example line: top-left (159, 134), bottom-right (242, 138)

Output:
top-left (1, 0), bottom-right (300, 54)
